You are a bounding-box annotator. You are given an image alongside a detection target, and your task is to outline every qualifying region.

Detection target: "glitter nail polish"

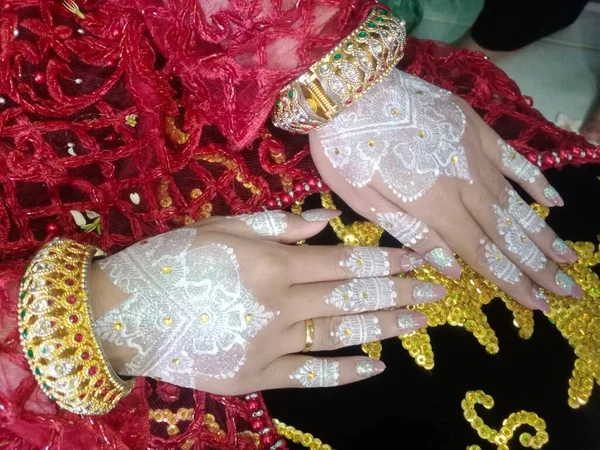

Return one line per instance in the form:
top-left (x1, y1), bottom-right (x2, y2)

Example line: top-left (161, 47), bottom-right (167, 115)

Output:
top-left (355, 359), bottom-right (386, 378)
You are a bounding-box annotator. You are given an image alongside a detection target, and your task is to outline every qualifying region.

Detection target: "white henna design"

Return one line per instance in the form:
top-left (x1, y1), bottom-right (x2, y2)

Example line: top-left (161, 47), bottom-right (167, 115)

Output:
top-left (228, 211), bottom-right (287, 236)
top-left (482, 240), bottom-right (523, 285)
top-left (94, 229), bottom-right (275, 386)
top-left (493, 205), bottom-right (547, 272)
top-left (325, 278), bottom-right (397, 312)
top-left (374, 210), bottom-right (428, 247)
top-left (318, 68), bottom-right (471, 202)
top-left (333, 315), bottom-right (382, 347)
top-left (339, 247), bottom-right (390, 277)
top-left (506, 189), bottom-right (546, 234)
top-left (290, 359), bottom-right (340, 387)
top-left (499, 140), bottom-right (540, 183)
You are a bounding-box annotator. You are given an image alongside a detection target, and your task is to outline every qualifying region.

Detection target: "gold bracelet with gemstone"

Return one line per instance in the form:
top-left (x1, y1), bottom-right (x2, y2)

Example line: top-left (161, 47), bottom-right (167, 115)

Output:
top-left (18, 238), bottom-right (135, 415)
top-left (271, 7), bottom-right (406, 134)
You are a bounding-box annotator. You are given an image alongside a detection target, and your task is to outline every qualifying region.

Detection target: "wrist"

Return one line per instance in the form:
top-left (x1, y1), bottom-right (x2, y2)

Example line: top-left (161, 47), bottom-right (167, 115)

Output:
top-left (89, 261), bottom-right (134, 375)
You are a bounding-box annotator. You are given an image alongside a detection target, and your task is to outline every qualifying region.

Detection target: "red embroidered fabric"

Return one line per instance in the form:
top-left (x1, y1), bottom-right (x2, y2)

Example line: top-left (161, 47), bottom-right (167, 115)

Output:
top-left (0, 0), bottom-right (599, 448)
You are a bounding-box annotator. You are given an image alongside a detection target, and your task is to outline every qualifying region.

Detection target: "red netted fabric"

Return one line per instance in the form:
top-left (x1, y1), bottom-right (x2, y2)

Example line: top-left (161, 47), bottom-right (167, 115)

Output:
top-left (1, 0), bottom-right (599, 448)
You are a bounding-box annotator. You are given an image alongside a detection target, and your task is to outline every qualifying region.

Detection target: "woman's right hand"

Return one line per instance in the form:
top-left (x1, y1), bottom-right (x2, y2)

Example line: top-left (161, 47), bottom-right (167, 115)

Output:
top-left (88, 210), bottom-right (445, 395)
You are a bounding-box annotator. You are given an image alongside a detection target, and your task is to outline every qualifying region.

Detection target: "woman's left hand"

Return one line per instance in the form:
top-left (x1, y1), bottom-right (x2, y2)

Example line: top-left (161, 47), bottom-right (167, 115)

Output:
top-left (310, 68), bottom-right (582, 312)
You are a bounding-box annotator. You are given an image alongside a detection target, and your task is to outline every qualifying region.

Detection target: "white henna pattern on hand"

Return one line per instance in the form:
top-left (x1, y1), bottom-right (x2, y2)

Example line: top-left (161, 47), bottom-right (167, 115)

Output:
top-left (506, 189), bottom-right (546, 234)
top-left (482, 240), bottom-right (523, 284)
top-left (325, 278), bottom-right (397, 312)
top-left (318, 68), bottom-right (471, 202)
top-left (94, 229), bottom-right (275, 386)
top-left (290, 359), bottom-right (340, 387)
top-left (499, 140), bottom-right (541, 183)
top-left (339, 247), bottom-right (390, 277)
top-left (333, 314), bottom-right (382, 347)
top-left (374, 209), bottom-right (428, 247)
top-left (228, 211), bottom-right (287, 236)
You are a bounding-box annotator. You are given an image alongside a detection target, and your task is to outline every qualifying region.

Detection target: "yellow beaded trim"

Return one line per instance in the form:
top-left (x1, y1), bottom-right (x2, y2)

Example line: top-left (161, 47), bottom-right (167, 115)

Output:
top-left (18, 238), bottom-right (135, 414)
top-left (319, 192), bottom-right (600, 409)
top-left (462, 390), bottom-right (549, 449)
top-left (271, 8), bottom-right (406, 134)
top-left (273, 418), bottom-right (333, 450)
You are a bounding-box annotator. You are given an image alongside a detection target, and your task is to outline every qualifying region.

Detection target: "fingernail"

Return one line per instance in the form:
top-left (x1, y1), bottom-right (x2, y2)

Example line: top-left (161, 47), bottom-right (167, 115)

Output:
top-left (356, 359), bottom-right (386, 378)
top-left (401, 253), bottom-right (424, 271)
top-left (531, 286), bottom-right (550, 313)
top-left (397, 310), bottom-right (427, 333)
top-left (555, 270), bottom-right (583, 299)
top-left (425, 248), bottom-right (462, 279)
top-left (551, 238), bottom-right (577, 262)
top-left (543, 186), bottom-right (564, 207)
top-left (301, 208), bottom-right (341, 222)
top-left (413, 282), bottom-right (446, 304)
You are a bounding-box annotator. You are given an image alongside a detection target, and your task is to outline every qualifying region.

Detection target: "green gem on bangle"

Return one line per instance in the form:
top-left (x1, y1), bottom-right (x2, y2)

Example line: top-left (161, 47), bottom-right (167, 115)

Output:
top-left (49, 396), bottom-right (56, 402)
top-left (333, 53), bottom-right (342, 61)
top-left (376, 16), bottom-right (383, 22)
top-left (19, 292), bottom-right (25, 299)
top-left (275, 100), bottom-right (281, 107)
top-left (21, 277), bottom-right (26, 285)
top-left (288, 91), bottom-right (294, 98)
top-left (34, 368), bottom-right (42, 375)
top-left (379, 8), bottom-right (387, 14)
top-left (42, 383), bottom-right (49, 390)
top-left (20, 309), bottom-right (26, 318)
top-left (27, 348), bottom-right (34, 358)
top-left (358, 31), bottom-right (367, 38)
top-left (22, 330), bottom-right (27, 338)
top-left (367, 22), bottom-right (376, 28)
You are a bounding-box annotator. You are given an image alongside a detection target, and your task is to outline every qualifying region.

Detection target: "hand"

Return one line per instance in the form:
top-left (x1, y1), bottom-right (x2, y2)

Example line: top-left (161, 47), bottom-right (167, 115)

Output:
top-left (309, 68), bottom-right (583, 313)
top-left (88, 210), bottom-right (446, 395)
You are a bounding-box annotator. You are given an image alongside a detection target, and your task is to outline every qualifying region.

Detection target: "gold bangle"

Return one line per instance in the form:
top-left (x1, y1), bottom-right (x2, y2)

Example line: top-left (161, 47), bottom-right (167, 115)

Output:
top-left (303, 318), bottom-right (314, 352)
top-left (271, 8), bottom-right (406, 134)
top-left (18, 238), bottom-right (135, 415)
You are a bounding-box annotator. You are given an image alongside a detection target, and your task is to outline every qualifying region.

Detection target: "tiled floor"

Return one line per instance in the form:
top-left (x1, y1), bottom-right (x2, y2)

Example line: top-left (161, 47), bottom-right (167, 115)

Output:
top-left (410, 0), bottom-right (600, 130)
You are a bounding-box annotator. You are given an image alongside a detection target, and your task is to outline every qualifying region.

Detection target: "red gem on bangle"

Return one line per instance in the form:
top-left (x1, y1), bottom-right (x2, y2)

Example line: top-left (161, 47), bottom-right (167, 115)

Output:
top-left (110, 394), bottom-right (116, 401)
top-left (247, 399), bottom-right (260, 412)
top-left (79, 393), bottom-right (86, 400)
top-left (65, 279), bottom-right (75, 286)
top-left (65, 264), bottom-right (74, 270)
top-left (250, 417), bottom-right (264, 431)
top-left (50, 320), bottom-right (56, 327)
top-left (69, 315), bottom-right (78, 323)
top-left (67, 295), bottom-right (76, 304)
top-left (261, 433), bottom-right (276, 446)
top-left (81, 351), bottom-right (90, 360)
top-left (67, 252), bottom-right (76, 258)
top-left (356, 86), bottom-right (364, 93)
top-left (345, 98), bottom-right (353, 105)
top-left (95, 379), bottom-right (103, 387)
top-left (74, 333), bottom-right (83, 342)
top-left (88, 366), bottom-right (97, 376)
top-left (102, 388), bottom-right (109, 396)
top-left (368, 76), bottom-right (375, 82)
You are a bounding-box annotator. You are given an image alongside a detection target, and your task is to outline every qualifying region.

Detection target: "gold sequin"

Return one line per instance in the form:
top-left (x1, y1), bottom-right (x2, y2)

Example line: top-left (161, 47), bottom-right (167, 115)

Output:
top-left (273, 419), bottom-right (333, 450)
top-left (461, 390), bottom-right (549, 449)
top-left (191, 188), bottom-right (202, 199)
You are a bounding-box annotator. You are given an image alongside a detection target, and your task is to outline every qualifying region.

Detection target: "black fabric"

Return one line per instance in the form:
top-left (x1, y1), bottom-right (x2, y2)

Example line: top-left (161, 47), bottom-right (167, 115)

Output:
top-left (471, 0), bottom-right (589, 51)
top-left (265, 163), bottom-right (600, 449)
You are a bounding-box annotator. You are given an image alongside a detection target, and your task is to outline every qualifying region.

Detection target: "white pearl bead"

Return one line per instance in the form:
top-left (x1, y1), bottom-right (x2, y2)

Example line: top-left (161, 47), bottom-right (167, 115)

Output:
top-left (67, 142), bottom-right (75, 148)
top-left (77, 29), bottom-right (85, 35)
top-left (0, 97), bottom-right (5, 104)
top-left (75, 78), bottom-right (83, 84)
top-left (13, 28), bottom-right (19, 37)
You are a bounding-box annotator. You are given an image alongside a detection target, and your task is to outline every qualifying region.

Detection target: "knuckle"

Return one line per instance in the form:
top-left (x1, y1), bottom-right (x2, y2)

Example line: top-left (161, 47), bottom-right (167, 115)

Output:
top-left (474, 238), bottom-right (490, 268)
top-left (324, 317), bottom-right (342, 349)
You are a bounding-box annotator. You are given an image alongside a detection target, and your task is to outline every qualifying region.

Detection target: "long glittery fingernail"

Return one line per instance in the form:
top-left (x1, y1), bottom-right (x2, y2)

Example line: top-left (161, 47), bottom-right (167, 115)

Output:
top-left (543, 186), bottom-right (564, 206)
top-left (355, 359), bottom-right (386, 378)
top-left (555, 270), bottom-right (583, 299)
top-left (425, 248), bottom-right (461, 279)
top-left (531, 286), bottom-right (550, 313)
top-left (413, 282), bottom-right (446, 304)
top-left (397, 310), bottom-right (427, 334)
top-left (401, 253), bottom-right (424, 272)
top-left (301, 208), bottom-right (342, 222)
top-left (551, 238), bottom-right (577, 262)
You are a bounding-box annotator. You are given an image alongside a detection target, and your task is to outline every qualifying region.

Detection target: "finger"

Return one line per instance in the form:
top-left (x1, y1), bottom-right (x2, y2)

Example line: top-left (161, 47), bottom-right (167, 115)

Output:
top-left (287, 309), bottom-right (427, 353)
top-left (463, 184), bottom-right (583, 300)
top-left (482, 131), bottom-right (564, 207)
top-left (364, 192), bottom-right (462, 279)
top-left (265, 355), bottom-right (386, 389)
top-left (503, 188), bottom-right (577, 263)
top-left (287, 244), bottom-right (425, 284)
top-left (287, 277), bottom-right (446, 320)
top-left (193, 209), bottom-right (341, 244)
top-left (477, 157), bottom-right (578, 265)
top-left (422, 198), bottom-right (544, 309)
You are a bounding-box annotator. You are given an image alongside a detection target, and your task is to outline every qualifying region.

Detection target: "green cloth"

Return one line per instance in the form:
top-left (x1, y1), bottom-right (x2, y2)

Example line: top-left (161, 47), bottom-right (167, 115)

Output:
top-left (384, 0), bottom-right (423, 34)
